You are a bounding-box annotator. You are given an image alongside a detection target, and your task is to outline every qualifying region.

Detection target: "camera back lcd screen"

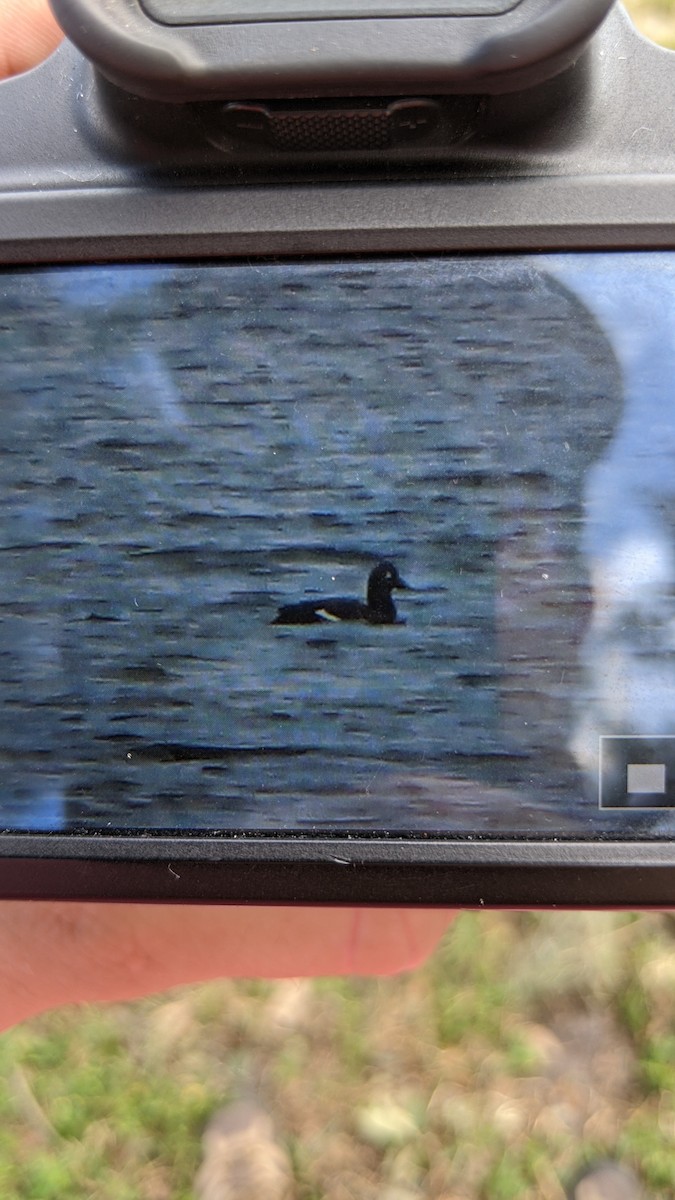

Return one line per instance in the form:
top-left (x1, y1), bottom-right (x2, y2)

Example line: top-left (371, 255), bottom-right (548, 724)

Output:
top-left (2, 253), bottom-right (674, 837)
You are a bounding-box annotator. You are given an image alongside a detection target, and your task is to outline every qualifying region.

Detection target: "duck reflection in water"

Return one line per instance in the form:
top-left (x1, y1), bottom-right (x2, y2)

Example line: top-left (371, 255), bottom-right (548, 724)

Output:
top-left (273, 561), bottom-right (409, 626)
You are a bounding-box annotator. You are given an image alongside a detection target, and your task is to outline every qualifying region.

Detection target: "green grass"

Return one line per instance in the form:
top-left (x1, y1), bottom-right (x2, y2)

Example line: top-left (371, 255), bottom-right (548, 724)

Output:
top-left (0, 1004), bottom-right (219, 1198)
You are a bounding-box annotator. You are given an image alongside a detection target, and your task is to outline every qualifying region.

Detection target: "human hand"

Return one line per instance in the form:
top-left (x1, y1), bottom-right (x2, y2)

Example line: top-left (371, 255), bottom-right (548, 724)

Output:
top-left (0, 0), bottom-right (63, 79)
top-left (0, 903), bottom-right (453, 1029)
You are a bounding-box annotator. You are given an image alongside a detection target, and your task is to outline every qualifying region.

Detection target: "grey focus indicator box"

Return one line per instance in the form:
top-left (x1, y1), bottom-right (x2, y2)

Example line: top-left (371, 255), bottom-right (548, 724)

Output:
top-left (600, 737), bottom-right (675, 809)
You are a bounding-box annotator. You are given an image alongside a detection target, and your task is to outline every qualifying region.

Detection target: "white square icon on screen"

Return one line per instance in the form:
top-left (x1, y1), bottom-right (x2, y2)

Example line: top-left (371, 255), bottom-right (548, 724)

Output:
top-left (627, 762), bottom-right (666, 795)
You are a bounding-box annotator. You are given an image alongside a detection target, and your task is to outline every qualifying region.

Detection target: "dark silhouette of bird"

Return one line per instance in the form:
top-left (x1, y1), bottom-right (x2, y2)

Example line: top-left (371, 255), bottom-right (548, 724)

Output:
top-left (273, 560), bottom-right (409, 625)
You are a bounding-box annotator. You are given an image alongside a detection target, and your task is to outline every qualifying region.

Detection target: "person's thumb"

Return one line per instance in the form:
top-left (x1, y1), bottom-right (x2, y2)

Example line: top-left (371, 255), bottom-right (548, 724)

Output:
top-left (0, 0), bottom-right (63, 81)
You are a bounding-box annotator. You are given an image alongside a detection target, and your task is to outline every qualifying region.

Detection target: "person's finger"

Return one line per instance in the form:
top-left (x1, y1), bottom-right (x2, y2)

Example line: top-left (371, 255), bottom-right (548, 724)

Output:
top-left (0, 0), bottom-right (63, 81)
top-left (0, 904), bottom-right (454, 1029)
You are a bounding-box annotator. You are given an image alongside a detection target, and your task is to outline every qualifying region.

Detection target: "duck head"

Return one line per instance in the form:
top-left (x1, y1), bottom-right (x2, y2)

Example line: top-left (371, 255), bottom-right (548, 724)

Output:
top-left (367, 560), bottom-right (409, 604)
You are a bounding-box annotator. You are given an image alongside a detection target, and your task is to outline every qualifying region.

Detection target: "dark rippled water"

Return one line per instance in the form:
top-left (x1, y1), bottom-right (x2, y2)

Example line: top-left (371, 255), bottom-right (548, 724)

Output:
top-left (0, 258), bottom-right (622, 832)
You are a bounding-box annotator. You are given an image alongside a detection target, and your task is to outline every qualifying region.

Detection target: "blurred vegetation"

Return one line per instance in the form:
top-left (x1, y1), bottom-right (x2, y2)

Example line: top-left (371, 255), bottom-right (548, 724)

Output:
top-left (3, 914), bottom-right (675, 1198)
top-left (0, 3), bottom-right (674, 1199)
top-left (627, 0), bottom-right (675, 46)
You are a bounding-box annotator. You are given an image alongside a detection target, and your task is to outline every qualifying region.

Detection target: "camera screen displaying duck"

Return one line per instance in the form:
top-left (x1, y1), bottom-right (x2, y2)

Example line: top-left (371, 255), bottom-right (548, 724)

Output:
top-left (1, 253), bottom-right (675, 837)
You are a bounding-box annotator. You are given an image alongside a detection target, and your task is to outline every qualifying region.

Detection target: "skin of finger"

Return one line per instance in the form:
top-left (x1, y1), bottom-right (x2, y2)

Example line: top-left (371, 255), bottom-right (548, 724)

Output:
top-left (0, 0), bottom-right (63, 80)
top-left (0, 904), bottom-right (454, 1029)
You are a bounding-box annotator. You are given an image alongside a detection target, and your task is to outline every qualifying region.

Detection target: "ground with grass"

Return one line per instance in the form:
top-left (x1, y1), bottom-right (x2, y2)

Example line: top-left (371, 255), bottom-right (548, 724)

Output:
top-left (2, 4), bottom-right (675, 1198)
top-left (3, 913), bottom-right (675, 1199)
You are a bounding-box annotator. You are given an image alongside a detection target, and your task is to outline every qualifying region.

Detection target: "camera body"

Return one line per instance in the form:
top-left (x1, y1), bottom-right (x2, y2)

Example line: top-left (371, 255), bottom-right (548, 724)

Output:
top-left (1, 1), bottom-right (675, 906)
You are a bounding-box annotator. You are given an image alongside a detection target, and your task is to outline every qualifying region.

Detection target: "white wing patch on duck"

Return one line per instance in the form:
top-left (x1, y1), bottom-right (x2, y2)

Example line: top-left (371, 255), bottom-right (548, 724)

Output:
top-left (315, 608), bottom-right (342, 622)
